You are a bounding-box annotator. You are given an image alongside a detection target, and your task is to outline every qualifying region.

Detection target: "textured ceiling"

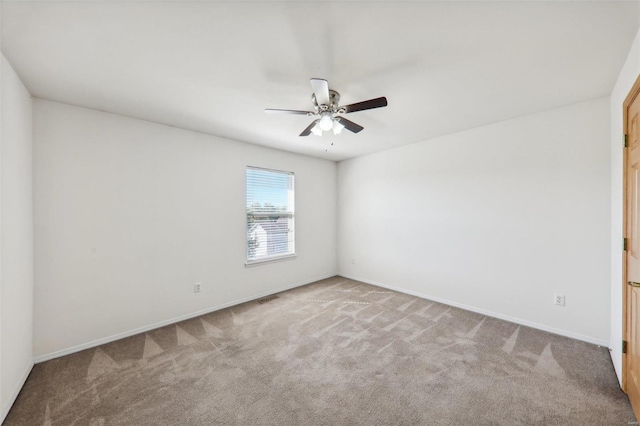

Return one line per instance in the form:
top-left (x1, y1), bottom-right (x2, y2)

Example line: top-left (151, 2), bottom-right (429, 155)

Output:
top-left (2, 1), bottom-right (638, 161)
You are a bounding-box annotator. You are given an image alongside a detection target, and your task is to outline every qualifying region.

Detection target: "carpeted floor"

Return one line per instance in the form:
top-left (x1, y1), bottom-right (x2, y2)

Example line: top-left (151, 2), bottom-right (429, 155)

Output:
top-left (4, 276), bottom-right (636, 425)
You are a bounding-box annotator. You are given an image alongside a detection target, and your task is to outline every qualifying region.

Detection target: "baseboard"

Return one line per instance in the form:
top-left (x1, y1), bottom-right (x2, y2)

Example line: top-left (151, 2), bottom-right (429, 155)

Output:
top-left (34, 274), bottom-right (336, 363)
top-left (1, 361), bottom-right (33, 424)
top-left (339, 273), bottom-right (609, 347)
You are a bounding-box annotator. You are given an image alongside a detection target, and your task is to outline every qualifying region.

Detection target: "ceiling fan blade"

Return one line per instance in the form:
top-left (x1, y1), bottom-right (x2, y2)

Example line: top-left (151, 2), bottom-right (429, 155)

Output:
top-left (342, 97), bottom-right (388, 114)
top-left (310, 78), bottom-right (331, 106)
top-left (299, 119), bottom-right (319, 136)
top-left (265, 108), bottom-right (313, 115)
top-left (335, 116), bottom-right (363, 133)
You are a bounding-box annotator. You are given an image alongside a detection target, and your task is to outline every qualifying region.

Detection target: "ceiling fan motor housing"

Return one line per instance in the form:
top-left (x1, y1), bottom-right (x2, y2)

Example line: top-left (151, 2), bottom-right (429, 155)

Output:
top-left (312, 90), bottom-right (340, 112)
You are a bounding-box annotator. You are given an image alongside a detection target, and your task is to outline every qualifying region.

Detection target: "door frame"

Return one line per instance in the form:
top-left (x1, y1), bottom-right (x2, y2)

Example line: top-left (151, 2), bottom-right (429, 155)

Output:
top-left (622, 74), bottom-right (640, 393)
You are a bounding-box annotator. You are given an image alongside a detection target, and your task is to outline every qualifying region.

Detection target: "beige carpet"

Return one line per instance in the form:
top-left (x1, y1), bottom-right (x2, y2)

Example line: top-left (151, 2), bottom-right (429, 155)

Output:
top-left (4, 276), bottom-right (635, 425)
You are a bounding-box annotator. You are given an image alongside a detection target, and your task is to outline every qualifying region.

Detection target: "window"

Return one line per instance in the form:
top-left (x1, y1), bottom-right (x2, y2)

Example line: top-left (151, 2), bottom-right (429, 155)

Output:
top-left (246, 167), bottom-right (295, 265)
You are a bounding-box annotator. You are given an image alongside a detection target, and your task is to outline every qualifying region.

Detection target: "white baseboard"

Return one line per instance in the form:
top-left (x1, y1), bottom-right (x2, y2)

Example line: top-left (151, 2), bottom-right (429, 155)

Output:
top-left (34, 274), bottom-right (336, 363)
top-left (340, 273), bottom-right (610, 347)
top-left (1, 361), bottom-right (33, 424)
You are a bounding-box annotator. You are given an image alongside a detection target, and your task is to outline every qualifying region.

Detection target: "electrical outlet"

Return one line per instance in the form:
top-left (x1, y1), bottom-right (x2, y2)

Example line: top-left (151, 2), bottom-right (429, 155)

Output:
top-left (194, 282), bottom-right (202, 293)
top-left (554, 294), bottom-right (565, 306)
top-left (351, 258), bottom-right (355, 265)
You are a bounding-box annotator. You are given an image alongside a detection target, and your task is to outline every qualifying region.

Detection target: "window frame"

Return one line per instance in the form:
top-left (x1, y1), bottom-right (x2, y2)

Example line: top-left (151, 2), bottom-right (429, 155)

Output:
top-left (245, 166), bottom-right (296, 267)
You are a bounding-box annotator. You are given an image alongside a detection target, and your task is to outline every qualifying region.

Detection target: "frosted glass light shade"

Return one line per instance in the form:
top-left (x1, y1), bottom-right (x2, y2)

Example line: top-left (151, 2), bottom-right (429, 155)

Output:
top-left (319, 113), bottom-right (334, 131)
top-left (332, 120), bottom-right (344, 135)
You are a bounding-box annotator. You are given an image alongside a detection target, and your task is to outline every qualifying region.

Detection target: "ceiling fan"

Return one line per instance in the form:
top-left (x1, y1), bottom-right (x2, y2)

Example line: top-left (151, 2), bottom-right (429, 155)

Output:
top-left (265, 78), bottom-right (388, 137)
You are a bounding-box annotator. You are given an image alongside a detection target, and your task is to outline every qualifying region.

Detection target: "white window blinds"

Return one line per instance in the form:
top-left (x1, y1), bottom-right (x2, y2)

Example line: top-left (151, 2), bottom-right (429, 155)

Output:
top-left (246, 167), bottom-right (295, 263)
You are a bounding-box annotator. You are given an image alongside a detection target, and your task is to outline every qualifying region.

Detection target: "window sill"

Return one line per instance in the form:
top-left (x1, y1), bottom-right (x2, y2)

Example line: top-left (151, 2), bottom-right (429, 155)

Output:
top-left (245, 254), bottom-right (297, 268)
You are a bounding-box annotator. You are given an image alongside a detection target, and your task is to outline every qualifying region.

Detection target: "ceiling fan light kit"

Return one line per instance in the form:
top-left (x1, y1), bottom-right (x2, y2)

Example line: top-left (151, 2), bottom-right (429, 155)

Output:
top-left (265, 78), bottom-right (388, 137)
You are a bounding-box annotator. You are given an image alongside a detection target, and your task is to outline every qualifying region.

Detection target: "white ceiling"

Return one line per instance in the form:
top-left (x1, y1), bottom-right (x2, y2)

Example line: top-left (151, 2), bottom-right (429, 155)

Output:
top-left (2, 1), bottom-right (638, 161)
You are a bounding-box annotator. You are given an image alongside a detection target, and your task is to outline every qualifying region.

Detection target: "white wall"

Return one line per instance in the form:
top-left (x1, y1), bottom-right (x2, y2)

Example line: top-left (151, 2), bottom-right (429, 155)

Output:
top-left (610, 27), bottom-right (640, 385)
top-left (338, 97), bottom-right (611, 345)
top-left (33, 99), bottom-right (337, 360)
top-left (0, 54), bottom-right (34, 422)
